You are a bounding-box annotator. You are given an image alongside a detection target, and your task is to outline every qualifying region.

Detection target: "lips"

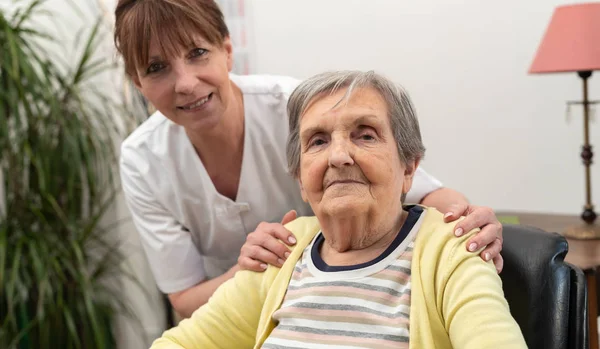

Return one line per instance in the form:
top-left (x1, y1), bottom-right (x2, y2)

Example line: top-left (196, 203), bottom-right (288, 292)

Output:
top-left (325, 179), bottom-right (363, 189)
top-left (177, 93), bottom-right (213, 110)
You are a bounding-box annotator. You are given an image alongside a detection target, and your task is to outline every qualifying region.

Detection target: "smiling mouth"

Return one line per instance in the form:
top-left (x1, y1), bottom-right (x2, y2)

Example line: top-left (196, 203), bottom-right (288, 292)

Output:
top-left (177, 93), bottom-right (213, 110)
top-left (326, 180), bottom-right (362, 189)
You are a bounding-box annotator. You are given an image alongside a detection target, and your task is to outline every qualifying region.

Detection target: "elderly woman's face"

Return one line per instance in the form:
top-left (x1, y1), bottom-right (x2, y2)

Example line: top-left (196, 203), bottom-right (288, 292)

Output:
top-left (298, 87), bottom-right (417, 218)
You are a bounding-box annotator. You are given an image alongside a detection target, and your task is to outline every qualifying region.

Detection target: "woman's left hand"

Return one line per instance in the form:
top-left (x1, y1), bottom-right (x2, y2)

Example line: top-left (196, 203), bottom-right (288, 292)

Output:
top-left (443, 204), bottom-right (504, 273)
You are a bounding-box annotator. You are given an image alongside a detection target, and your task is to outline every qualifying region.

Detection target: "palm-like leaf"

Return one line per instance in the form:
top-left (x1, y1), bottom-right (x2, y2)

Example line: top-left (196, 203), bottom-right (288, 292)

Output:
top-left (1, 1), bottom-right (144, 348)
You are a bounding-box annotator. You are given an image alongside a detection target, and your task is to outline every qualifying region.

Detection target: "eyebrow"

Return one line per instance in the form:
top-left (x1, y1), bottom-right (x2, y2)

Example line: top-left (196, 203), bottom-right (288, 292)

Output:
top-left (299, 113), bottom-right (382, 140)
top-left (147, 39), bottom-right (209, 63)
top-left (352, 114), bottom-right (382, 126)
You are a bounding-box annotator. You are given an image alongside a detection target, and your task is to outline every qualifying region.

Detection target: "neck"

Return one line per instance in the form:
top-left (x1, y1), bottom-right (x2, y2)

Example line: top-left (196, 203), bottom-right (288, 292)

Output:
top-left (319, 208), bottom-right (407, 266)
top-left (186, 82), bottom-right (244, 164)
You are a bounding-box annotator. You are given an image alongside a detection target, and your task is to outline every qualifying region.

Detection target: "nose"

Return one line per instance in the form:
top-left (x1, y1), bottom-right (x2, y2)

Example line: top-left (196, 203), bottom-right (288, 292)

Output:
top-left (173, 64), bottom-right (197, 95)
top-left (328, 138), bottom-right (354, 168)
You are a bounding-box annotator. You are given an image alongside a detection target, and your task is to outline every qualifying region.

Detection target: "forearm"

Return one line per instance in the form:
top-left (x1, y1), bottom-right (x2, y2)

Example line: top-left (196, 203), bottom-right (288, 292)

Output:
top-left (152, 267), bottom-right (264, 349)
top-left (168, 265), bottom-right (240, 318)
top-left (420, 187), bottom-right (469, 213)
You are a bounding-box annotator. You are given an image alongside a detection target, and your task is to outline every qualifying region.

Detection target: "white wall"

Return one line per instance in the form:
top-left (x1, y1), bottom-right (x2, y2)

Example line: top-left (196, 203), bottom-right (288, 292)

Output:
top-left (250, 0), bottom-right (600, 215)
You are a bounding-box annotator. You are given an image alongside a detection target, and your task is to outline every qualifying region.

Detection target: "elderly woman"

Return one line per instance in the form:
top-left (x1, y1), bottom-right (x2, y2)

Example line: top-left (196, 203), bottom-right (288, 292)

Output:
top-left (150, 71), bottom-right (526, 349)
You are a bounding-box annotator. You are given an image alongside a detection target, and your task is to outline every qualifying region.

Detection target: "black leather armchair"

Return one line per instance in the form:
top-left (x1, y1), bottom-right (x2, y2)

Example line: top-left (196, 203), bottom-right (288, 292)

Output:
top-left (501, 224), bottom-right (589, 349)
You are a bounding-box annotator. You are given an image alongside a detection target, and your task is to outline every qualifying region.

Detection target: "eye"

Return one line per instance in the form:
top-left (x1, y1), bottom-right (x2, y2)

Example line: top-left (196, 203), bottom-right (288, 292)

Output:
top-left (146, 62), bottom-right (165, 74)
top-left (308, 137), bottom-right (327, 148)
top-left (360, 134), bottom-right (375, 141)
top-left (189, 48), bottom-right (208, 58)
top-left (357, 128), bottom-right (377, 141)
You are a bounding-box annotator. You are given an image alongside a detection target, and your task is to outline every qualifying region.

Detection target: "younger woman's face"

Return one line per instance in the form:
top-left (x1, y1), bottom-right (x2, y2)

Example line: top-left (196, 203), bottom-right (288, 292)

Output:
top-left (133, 34), bottom-right (234, 133)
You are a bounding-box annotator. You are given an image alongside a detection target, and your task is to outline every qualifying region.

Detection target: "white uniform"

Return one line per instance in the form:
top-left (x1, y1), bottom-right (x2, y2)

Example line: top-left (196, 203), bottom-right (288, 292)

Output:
top-left (119, 74), bottom-right (442, 294)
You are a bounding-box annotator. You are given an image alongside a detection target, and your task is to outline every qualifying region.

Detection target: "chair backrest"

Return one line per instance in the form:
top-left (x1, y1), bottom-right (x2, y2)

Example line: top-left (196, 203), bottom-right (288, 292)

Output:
top-left (501, 224), bottom-right (588, 349)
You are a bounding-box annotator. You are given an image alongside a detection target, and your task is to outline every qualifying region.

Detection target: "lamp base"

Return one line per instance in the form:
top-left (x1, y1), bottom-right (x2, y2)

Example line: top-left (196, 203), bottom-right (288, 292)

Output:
top-left (563, 222), bottom-right (600, 240)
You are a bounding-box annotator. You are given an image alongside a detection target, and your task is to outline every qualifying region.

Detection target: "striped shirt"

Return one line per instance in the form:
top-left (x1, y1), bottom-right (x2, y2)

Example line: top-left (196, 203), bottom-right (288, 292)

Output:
top-left (262, 205), bottom-right (424, 349)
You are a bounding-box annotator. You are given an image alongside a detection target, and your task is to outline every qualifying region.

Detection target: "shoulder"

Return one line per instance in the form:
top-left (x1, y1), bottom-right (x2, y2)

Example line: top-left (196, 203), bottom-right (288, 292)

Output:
top-left (222, 216), bottom-right (321, 317)
top-left (231, 74), bottom-right (303, 130)
top-left (284, 216), bottom-right (321, 248)
top-left (415, 207), bottom-right (496, 292)
top-left (230, 73), bottom-right (301, 99)
top-left (415, 207), bottom-right (481, 266)
top-left (416, 207), bottom-right (458, 238)
top-left (121, 111), bottom-right (167, 157)
top-left (119, 111), bottom-right (185, 170)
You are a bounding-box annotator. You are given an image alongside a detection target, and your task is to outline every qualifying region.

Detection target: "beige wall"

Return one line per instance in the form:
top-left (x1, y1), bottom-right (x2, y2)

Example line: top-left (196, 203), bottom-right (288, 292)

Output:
top-left (13, 0), bottom-right (600, 347)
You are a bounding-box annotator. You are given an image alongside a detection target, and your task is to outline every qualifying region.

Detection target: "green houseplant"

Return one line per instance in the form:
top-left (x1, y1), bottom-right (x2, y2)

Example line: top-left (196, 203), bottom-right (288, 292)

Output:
top-left (0, 0), bottom-right (143, 347)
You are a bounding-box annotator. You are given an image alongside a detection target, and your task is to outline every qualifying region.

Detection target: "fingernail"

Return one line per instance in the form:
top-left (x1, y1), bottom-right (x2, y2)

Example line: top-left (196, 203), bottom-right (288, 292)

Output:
top-left (277, 258), bottom-right (284, 265)
top-left (284, 252), bottom-right (290, 259)
top-left (444, 212), bottom-right (453, 219)
top-left (260, 264), bottom-right (267, 269)
top-left (468, 242), bottom-right (478, 252)
top-left (288, 237), bottom-right (297, 244)
top-left (454, 228), bottom-right (463, 237)
top-left (484, 252), bottom-right (491, 261)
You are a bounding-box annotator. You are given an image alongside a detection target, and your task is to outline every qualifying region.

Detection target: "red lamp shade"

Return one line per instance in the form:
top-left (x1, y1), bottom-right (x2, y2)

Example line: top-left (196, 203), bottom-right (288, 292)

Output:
top-left (529, 2), bottom-right (600, 74)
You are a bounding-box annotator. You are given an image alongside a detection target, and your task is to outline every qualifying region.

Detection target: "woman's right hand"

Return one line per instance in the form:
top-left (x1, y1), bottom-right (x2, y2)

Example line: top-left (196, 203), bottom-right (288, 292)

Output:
top-left (238, 210), bottom-right (298, 271)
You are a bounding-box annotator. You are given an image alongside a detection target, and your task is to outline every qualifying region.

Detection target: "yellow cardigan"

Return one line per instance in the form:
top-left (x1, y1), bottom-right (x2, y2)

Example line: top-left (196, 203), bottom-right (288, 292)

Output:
top-left (151, 207), bottom-right (527, 349)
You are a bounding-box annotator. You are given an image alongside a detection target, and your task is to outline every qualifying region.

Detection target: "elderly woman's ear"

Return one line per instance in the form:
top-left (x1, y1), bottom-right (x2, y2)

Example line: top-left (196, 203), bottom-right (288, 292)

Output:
top-left (299, 180), bottom-right (308, 203)
top-left (401, 157), bottom-right (421, 196)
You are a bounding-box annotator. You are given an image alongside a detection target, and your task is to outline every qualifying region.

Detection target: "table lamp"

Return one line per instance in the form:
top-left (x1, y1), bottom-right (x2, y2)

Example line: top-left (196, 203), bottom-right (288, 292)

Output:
top-left (529, 2), bottom-right (600, 239)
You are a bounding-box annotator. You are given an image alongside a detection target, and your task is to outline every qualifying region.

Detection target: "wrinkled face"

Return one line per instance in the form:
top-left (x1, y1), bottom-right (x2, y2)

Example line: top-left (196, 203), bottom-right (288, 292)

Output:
top-left (132, 34), bottom-right (233, 132)
top-left (298, 87), bottom-right (418, 219)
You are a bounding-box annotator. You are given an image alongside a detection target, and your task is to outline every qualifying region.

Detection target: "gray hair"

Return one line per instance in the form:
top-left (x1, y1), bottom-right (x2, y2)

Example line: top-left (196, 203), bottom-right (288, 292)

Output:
top-left (286, 70), bottom-right (426, 177)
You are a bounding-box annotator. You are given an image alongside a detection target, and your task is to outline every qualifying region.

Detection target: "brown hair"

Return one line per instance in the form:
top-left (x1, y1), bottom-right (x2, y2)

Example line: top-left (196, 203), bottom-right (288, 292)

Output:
top-left (114, 0), bottom-right (229, 76)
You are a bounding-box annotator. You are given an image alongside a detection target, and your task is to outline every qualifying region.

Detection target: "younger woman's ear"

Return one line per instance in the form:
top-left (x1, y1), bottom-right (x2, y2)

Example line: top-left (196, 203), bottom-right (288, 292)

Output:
top-left (132, 75), bottom-right (142, 89)
top-left (223, 36), bottom-right (234, 72)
